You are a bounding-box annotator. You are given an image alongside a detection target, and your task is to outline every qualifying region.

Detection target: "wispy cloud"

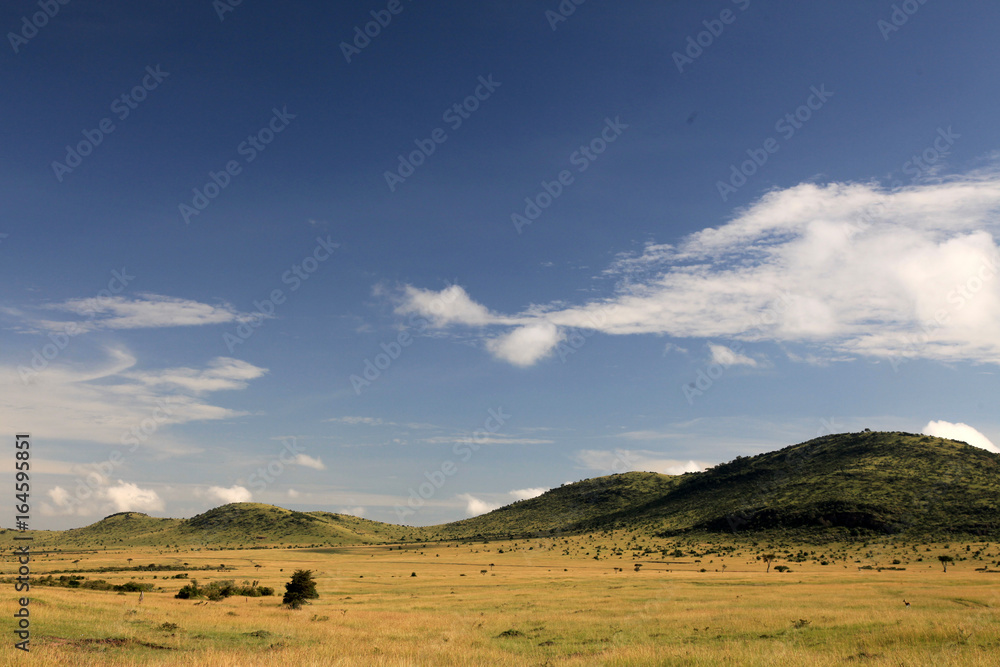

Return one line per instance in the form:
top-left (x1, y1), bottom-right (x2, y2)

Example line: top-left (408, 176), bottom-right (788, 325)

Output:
top-left (35, 293), bottom-right (249, 333)
top-left (391, 171), bottom-right (1000, 367)
top-left (0, 347), bottom-right (267, 447)
top-left (421, 435), bottom-right (554, 446)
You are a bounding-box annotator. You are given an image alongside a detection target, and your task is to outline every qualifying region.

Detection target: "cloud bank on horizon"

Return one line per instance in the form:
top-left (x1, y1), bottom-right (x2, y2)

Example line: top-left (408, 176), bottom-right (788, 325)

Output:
top-left (394, 172), bottom-right (1000, 368)
top-left (922, 420), bottom-right (1000, 453)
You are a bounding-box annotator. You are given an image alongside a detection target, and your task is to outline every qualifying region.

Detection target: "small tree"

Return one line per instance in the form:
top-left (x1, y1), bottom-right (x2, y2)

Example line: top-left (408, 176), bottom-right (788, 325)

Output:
top-left (283, 569), bottom-right (319, 609)
top-left (762, 554), bottom-right (776, 573)
top-left (938, 555), bottom-right (954, 572)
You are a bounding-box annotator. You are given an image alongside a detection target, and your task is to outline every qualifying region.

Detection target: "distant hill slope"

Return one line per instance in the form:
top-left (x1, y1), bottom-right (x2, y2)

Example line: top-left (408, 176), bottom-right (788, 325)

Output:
top-left (1, 503), bottom-right (418, 550)
top-left (3, 432), bottom-right (997, 548)
top-left (427, 431), bottom-right (1000, 540)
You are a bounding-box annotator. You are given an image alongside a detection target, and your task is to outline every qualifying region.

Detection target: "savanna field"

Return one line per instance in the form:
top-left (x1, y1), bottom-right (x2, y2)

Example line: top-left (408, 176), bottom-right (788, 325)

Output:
top-left (3, 535), bottom-right (999, 666)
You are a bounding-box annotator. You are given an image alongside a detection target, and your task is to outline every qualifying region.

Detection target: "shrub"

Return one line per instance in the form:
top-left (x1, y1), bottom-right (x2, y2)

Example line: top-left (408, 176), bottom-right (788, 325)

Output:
top-left (283, 570), bottom-right (319, 609)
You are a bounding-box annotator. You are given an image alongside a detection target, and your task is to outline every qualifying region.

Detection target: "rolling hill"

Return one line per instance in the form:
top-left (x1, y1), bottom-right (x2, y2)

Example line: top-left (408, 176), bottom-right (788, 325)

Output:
top-left (4, 431), bottom-right (998, 549)
top-left (430, 431), bottom-right (1000, 540)
top-left (2, 503), bottom-right (418, 550)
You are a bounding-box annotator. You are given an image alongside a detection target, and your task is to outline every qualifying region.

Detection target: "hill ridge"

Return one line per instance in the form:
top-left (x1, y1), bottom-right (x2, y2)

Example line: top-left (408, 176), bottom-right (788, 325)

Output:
top-left (3, 431), bottom-right (997, 548)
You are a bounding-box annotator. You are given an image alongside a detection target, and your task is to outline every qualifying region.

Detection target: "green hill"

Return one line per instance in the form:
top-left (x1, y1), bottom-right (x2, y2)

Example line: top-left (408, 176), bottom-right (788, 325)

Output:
top-left (1, 504), bottom-right (418, 550)
top-left (431, 431), bottom-right (1000, 540)
top-left (4, 432), bottom-right (997, 549)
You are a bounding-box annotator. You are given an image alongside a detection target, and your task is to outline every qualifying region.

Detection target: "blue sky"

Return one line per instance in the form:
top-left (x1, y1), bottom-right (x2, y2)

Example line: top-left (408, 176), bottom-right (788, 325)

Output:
top-left (3, 1), bottom-right (1000, 529)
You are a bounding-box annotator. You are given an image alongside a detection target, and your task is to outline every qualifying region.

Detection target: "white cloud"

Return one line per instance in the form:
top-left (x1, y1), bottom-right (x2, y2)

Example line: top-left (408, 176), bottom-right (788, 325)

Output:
top-left (575, 449), bottom-right (711, 475)
top-left (37, 293), bottom-right (247, 333)
top-left (41, 477), bottom-right (164, 517)
top-left (104, 481), bottom-right (165, 513)
top-left (395, 284), bottom-right (500, 327)
top-left (457, 493), bottom-right (499, 517)
top-left (922, 420), bottom-right (1000, 453)
top-left (340, 506), bottom-right (365, 517)
top-left (0, 348), bottom-right (265, 451)
top-left (391, 172), bottom-right (1000, 367)
top-left (485, 322), bottom-right (563, 366)
top-left (708, 343), bottom-right (760, 367)
top-left (126, 357), bottom-right (267, 393)
top-left (287, 489), bottom-right (301, 498)
top-left (326, 416), bottom-right (387, 426)
top-left (205, 485), bottom-right (253, 504)
top-left (292, 453), bottom-right (326, 470)
top-left (509, 487), bottom-right (547, 501)
top-left (420, 435), bottom-right (553, 446)
top-left (615, 430), bottom-right (683, 441)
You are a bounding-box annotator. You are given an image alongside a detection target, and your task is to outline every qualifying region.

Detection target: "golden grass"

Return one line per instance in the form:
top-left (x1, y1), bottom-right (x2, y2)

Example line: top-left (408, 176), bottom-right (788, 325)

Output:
top-left (2, 536), bottom-right (998, 665)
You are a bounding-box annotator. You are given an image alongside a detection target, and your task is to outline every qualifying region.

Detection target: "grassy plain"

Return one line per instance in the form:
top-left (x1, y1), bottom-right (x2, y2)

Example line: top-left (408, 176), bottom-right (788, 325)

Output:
top-left (3, 534), bottom-right (999, 666)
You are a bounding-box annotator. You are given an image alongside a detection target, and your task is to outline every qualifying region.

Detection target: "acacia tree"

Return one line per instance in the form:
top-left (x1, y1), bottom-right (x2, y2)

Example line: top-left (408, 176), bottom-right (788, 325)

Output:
top-left (283, 569), bottom-right (319, 609)
top-left (938, 555), bottom-right (954, 572)
top-left (762, 554), bottom-right (776, 573)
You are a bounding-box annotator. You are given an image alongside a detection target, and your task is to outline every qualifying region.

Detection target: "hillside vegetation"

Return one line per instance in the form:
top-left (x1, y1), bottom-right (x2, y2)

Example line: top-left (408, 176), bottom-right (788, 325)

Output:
top-left (1, 503), bottom-right (418, 550)
top-left (435, 431), bottom-right (1000, 541)
top-left (4, 432), bottom-right (997, 550)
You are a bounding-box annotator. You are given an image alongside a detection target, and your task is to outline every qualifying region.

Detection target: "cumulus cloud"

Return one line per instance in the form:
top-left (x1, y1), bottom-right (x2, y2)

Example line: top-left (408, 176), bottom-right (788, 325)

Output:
top-left (391, 173), bottom-right (1000, 367)
top-left (340, 506), bottom-right (365, 517)
top-left (708, 343), bottom-right (761, 367)
top-left (41, 478), bottom-right (164, 517)
top-left (575, 449), bottom-right (711, 475)
top-left (457, 493), bottom-right (499, 517)
top-left (509, 487), bottom-right (547, 501)
top-left (291, 453), bottom-right (326, 470)
top-left (485, 322), bottom-right (563, 366)
top-left (395, 284), bottom-right (500, 327)
top-left (922, 420), bottom-right (1000, 453)
top-left (456, 488), bottom-right (551, 517)
top-left (205, 485), bottom-right (253, 504)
